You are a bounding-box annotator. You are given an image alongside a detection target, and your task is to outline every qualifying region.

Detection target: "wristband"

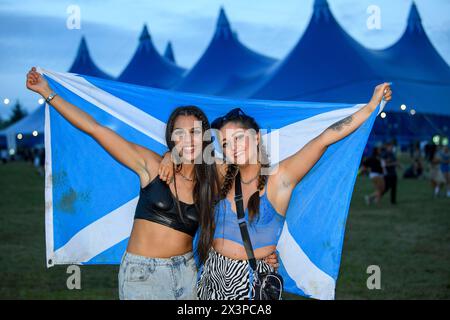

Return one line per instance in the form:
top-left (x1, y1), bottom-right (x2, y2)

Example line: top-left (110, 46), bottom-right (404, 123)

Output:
top-left (45, 92), bottom-right (57, 104)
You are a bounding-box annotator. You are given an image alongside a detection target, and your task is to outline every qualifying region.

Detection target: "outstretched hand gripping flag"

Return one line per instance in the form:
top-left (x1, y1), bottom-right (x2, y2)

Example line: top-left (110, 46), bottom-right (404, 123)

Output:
top-left (39, 67), bottom-right (384, 300)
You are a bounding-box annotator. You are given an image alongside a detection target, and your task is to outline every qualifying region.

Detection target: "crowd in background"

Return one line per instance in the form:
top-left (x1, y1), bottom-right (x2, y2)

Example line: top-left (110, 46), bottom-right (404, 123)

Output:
top-left (361, 140), bottom-right (450, 205)
top-left (0, 146), bottom-right (45, 176)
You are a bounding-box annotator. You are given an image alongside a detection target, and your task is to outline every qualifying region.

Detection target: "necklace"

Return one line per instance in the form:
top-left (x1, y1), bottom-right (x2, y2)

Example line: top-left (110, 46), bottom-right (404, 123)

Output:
top-left (177, 171), bottom-right (194, 182)
top-left (240, 170), bottom-right (260, 185)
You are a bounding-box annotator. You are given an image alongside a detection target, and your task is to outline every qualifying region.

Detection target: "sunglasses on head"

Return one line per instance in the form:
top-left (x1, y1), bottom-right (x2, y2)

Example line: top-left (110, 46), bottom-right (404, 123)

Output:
top-left (211, 108), bottom-right (247, 129)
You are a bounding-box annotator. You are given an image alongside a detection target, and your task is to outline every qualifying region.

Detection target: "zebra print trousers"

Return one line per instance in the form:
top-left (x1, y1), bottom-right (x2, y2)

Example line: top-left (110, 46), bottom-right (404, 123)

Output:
top-left (197, 247), bottom-right (275, 300)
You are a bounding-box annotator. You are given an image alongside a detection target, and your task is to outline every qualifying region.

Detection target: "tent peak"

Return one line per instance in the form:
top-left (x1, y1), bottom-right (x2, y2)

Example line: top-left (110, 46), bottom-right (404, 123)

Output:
top-left (68, 36), bottom-right (112, 79)
top-left (312, 0), bottom-right (331, 22)
top-left (214, 7), bottom-right (234, 39)
top-left (72, 36), bottom-right (92, 64)
top-left (407, 2), bottom-right (423, 34)
top-left (217, 7), bottom-right (230, 28)
top-left (314, 0), bottom-right (329, 9)
top-left (164, 41), bottom-right (175, 63)
top-left (139, 24), bottom-right (151, 41)
top-left (408, 2), bottom-right (421, 22)
top-left (78, 36), bottom-right (88, 54)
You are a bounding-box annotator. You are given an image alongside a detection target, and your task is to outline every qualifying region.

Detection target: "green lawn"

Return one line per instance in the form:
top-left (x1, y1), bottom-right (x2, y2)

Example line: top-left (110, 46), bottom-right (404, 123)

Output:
top-left (0, 161), bottom-right (449, 299)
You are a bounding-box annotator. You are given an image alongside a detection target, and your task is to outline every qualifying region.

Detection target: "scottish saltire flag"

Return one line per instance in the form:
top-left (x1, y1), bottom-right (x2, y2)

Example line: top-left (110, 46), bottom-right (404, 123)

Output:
top-left (39, 67), bottom-right (383, 300)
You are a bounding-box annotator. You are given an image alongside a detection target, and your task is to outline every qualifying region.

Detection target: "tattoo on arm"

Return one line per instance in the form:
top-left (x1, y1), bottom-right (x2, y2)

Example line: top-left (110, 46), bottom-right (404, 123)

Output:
top-left (328, 115), bottom-right (353, 131)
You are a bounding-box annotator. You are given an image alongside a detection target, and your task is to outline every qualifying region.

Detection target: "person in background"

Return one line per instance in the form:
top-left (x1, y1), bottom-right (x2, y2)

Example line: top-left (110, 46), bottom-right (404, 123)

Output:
top-left (430, 145), bottom-right (447, 198)
top-left (33, 148), bottom-right (45, 176)
top-left (381, 141), bottom-right (399, 204)
top-left (362, 146), bottom-right (385, 205)
top-left (438, 145), bottom-right (450, 197)
top-left (403, 143), bottom-right (423, 179)
top-left (403, 158), bottom-right (423, 179)
top-left (413, 142), bottom-right (424, 178)
top-left (424, 140), bottom-right (436, 163)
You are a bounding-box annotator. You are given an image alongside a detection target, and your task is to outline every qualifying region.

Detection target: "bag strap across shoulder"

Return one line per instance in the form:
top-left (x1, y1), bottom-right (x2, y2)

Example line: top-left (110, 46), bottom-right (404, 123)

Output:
top-left (234, 170), bottom-right (258, 271)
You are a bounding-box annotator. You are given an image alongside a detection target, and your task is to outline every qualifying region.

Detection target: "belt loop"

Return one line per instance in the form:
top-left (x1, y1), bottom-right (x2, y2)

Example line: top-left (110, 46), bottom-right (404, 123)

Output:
top-left (149, 259), bottom-right (156, 273)
top-left (183, 251), bottom-right (191, 266)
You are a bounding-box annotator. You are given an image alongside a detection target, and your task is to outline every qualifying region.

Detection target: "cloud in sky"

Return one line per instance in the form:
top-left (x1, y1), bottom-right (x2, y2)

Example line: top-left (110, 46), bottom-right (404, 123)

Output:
top-left (1, 0), bottom-right (449, 117)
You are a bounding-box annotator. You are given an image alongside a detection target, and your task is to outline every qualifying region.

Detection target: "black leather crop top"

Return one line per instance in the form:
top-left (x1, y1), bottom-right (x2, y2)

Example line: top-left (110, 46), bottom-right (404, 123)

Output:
top-left (134, 175), bottom-right (199, 237)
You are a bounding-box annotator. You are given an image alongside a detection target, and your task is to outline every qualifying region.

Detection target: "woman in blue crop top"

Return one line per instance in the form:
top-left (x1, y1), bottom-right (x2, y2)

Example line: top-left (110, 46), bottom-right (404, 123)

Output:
top-left (194, 83), bottom-right (392, 300)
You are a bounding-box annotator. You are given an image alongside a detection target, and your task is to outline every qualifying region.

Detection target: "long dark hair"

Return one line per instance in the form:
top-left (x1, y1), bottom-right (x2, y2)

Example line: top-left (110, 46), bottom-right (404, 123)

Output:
top-left (212, 108), bottom-right (270, 223)
top-left (165, 106), bottom-right (220, 265)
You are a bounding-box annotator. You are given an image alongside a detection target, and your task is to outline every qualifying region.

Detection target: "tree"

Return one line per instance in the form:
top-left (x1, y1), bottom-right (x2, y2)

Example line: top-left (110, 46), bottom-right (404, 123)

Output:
top-left (7, 100), bottom-right (28, 125)
top-left (0, 100), bottom-right (28, 129)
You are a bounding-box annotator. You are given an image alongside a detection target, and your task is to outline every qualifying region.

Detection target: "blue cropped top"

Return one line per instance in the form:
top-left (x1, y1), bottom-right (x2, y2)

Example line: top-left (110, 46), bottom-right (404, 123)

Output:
top-left (213, 185), bottom-right (286, 249)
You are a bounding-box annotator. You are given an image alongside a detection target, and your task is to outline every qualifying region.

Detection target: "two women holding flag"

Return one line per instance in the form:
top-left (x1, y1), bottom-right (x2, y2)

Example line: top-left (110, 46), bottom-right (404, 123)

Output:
top-left (26, 66), bottom-right (391, 300)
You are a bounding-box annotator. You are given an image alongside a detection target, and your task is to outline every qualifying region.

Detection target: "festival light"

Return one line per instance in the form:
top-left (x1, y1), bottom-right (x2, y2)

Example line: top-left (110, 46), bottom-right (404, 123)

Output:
top-left (32, 131), bottom-right (38, 136)
top-left (442, 137), bottom-right (449, 146)
top-left (3, 98), bottom-right (10, 105)
top-left (17, 133), bottom-right (23, 140)
top-left (400, 104), bottom-right (406, 111)
top-left (410, 109), bottom-right (416, 115)
top-left (432, 135), bottom-right (440, 145)
top-left (380, 112), bottom-right (386, 118)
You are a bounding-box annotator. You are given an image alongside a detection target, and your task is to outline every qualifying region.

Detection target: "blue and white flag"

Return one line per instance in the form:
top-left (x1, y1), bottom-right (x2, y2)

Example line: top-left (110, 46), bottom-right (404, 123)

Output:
top-left (39, 67), bottom-right (382, 300)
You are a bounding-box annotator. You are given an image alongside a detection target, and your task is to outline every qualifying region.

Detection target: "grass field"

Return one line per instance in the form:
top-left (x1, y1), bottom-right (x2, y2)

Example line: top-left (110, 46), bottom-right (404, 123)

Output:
top-left (0, 160), bottom-right (449, 299)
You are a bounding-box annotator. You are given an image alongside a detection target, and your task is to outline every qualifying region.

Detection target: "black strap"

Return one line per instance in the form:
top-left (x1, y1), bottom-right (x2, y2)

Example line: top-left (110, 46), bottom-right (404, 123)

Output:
top-left (234, 171), bottom-right (258, 271)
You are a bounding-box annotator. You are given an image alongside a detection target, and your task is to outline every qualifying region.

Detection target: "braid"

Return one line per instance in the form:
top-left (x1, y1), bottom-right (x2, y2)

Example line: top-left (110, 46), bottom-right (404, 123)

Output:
top-left (220, 164), bottom-right (238, 199)
top-left (257, 143), bottom-right (270, 192)
top-left (248, 142), bottom-right (270, 223)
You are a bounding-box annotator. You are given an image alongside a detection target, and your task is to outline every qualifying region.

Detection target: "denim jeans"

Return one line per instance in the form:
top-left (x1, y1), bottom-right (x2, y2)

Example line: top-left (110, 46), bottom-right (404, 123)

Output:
top-left (118, 250), bottom-right (198, 300)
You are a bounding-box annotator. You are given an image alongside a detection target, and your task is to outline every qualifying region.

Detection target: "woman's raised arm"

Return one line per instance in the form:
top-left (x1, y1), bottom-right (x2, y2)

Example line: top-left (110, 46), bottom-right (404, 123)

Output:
top-left (26, 67), bottom-right (160, 187)
top-left (276, 82), bottom-right (392, 189)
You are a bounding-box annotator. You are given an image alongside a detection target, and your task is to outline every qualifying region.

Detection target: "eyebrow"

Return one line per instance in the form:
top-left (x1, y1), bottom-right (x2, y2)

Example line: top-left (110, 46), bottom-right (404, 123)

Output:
top-left (173, 126), bottom-right (201, 131)
top-left (221, 129), bottom-right (245, 143)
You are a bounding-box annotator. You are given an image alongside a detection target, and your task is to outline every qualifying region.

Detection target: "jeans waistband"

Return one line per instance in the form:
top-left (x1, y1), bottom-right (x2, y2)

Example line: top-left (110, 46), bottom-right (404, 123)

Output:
top-left (123, 250), bottom-right (194, 266)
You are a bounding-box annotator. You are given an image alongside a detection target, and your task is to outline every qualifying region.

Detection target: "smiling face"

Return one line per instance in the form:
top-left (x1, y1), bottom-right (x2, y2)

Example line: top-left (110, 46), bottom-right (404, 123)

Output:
top-left (218, 121), bottom-right (260, 165)
top-left (171, 115), bottom-right (204, 163)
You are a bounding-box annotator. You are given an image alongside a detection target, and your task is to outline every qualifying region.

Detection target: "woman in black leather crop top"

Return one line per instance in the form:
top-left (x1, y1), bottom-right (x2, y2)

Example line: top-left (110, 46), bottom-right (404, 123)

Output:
top-left (26, 67), bottom-right (223, 300)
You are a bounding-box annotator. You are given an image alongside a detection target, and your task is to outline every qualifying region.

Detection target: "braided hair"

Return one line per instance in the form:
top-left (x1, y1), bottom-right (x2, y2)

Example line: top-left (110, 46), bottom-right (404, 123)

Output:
top-left (165, 106), bottom-right (220, 265)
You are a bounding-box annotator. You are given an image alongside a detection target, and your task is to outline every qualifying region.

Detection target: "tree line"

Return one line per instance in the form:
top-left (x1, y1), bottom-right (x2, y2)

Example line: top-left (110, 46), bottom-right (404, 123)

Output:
top-left (0, 101), bottom-right (28, 130)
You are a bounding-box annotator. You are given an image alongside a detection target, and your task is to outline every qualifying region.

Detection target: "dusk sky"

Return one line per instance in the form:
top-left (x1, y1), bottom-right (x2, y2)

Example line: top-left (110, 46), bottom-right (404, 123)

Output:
top-left (1, 0), bottom-right (449, 118)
